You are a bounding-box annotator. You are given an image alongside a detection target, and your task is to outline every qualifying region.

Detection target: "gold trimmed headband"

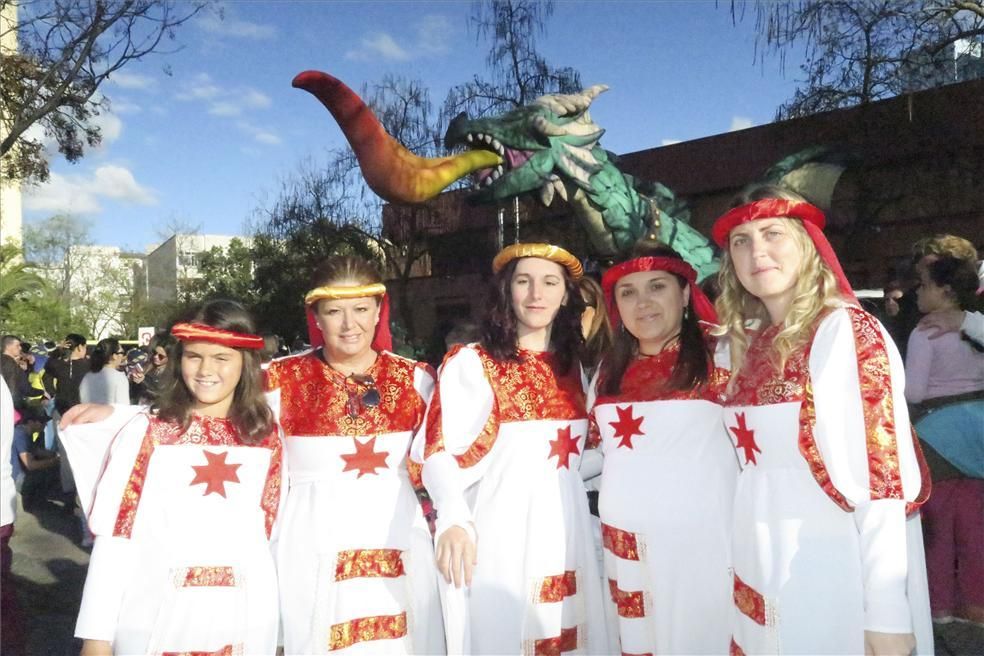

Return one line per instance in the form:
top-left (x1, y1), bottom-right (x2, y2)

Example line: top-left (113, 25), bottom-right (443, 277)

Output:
top-left (305, 282), bottom-right (387, 306)
top-left (491, 243), bottom-right (583, 280)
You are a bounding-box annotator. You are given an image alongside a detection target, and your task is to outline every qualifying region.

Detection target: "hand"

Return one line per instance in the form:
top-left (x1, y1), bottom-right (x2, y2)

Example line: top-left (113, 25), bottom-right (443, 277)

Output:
top-left (918, 309), bottom-right (964, 339)
top-left (864, 630), bottom-right (915, 656)
top-left (80, 640), bottom-right (113, 656)
top-left (435, 525), bottom-right (477, 588)
top-left (129, 370), bottom-right (145, 384)
top-left (59, 403), bottom-right (114, 429)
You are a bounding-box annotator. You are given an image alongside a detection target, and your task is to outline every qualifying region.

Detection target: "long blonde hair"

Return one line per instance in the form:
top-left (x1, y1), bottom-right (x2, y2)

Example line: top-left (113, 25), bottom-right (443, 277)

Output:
top-left (714, 186), bottom-right (848, 372)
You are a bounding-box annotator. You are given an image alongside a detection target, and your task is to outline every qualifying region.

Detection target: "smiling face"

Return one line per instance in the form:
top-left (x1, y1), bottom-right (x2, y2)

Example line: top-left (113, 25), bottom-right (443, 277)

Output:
top-left (615, 270), bottom-right (690, 355)
top-left (313, 293), bottom-right (381, 361)
top-left (181, 342), bottom-right (244, 418)
top-left (728, 218), bottom-right (805, 323)
top-left (510, 257), bottom-right (568, 336)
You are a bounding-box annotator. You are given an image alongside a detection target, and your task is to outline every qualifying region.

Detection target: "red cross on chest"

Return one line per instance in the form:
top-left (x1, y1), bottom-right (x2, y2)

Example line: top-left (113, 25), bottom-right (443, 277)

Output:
top-left (728, 412), bottom-right (761, 466)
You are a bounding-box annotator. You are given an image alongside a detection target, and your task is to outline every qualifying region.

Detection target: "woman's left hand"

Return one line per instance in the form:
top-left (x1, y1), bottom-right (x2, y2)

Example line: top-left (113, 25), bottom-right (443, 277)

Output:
top-left (864, 630), bottom-right (915, 656)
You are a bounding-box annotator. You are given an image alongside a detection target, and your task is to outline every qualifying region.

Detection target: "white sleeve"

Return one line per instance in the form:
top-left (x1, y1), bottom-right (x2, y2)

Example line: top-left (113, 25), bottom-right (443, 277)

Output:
top-left (421, 347), bottom-right (495, 539)
top-left (70, 414), bottom-right (150, 643)
top-left (961, 310), bottom-right (984, 344)
top-left (1, 379), bottom-right (15, 527)
top-left (580, 367), bottom-right (603, 483)
top-left (407, 364), bottom-right (436, 466)
top-left (810, 308), bottom-right (923, 633)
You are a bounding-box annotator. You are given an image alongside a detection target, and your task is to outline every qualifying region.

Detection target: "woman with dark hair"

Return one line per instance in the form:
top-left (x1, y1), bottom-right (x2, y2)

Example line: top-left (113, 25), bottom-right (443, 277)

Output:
top-left (79, 338), bottom-right (129, 405)
top-left (590, 243), bottom-right (735, 654)
top-left (577, 275), bottom-right (613, 377)
top-left (59, 299), bottom-right (284, 656)
top-left (414, 243), bottom-right (613, 654)
top-left (265, 255), bottom-right (443, 655)
top-left (905, 255), bottom-right (984, 625)
top-left (130, 332), bottom-right (177, 404)
top-left (713, 185), bottom-right (931, 654)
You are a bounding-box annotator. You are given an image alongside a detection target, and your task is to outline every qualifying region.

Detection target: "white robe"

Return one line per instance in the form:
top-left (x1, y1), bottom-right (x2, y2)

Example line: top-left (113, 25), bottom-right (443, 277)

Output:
top-left (413, 344), bottom-right (615, 655)
top-left (722, 307), bottom-right (932, 655)
top-left (62, 409), bottom-right (285, 655)
top-left (589, 343), bottom-right (738, 655)
top-left (267, 350), bottom-right (445, 655)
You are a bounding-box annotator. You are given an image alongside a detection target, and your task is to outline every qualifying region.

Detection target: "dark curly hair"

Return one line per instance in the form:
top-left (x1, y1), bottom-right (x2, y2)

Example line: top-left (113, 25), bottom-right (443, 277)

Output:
top-left (153, 299), bottom-right (274, 444)
top-left (480, 257), bottom-right (585, 375)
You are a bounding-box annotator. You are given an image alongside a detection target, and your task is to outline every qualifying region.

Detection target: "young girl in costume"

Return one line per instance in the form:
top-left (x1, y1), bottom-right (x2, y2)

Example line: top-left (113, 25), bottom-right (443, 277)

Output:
top-left (61, 299), bottom-right (284, 656)
top-left (414, 243), bottom-right (614, 654)
top-left (265, 255), bottom-right (444, 655)
top-left (590, 244), bottom-right (736, 654)
top-left (712, 185), bottom-right (932, 655)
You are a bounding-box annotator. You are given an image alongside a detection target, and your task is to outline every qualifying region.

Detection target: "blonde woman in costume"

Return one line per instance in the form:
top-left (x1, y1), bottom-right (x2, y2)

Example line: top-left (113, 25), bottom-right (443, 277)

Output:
top-left (412, 243), bottom-right (614, 655)
top-left (266, 256), bottom-right (444, 655)
top-left (589, 244), bottom-right (736, 654)
top-left (61, 300), bottom-right (284, 656)
top-left (713, 185), bottom-right (932, 655)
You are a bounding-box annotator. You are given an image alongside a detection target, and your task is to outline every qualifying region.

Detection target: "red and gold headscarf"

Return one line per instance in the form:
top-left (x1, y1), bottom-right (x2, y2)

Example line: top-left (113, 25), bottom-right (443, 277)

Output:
top-left (711, 198), bottom-right (858, 306)
top-left (601, 256), bottom-right (718, 327)
top-left (303, 282), bottom-right (393, 353)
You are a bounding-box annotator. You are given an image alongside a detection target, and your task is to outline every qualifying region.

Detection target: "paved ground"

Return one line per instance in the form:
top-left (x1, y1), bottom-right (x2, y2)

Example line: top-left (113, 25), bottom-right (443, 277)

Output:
top-left (4, 494), bottom-right (983, 655)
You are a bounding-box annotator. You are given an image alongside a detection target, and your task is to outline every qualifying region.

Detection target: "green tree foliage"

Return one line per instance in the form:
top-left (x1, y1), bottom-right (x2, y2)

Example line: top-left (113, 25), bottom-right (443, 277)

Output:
top-left (180, 238), bottom-right (257, 303)
top-left (0, 0), bottom-right (205, 183)
top-left (735, 0), bottom-right (984, 118)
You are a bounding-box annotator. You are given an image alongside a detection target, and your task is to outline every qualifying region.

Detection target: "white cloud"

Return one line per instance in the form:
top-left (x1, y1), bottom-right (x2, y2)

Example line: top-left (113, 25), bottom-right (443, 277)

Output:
top-left (197, 11), bottom-right (276, 40)
top-left (178, 74), bottom-right (270, 117)
top-left (90, 111), bottom-right (123, 146)
top-left (109, 99), bottom-right (142, 115)
top-left (108, 71), bottom-right (157, 90)
top-left (729, 116), bottom-right (754, 132)
top-left (175, 73), bottom-right (222, 101)
top-left (661, 139), bottom-right (681, 146)
top-left (346, 32), bottom-right (410, 61)
top-left (24, 164), bottom-right (158, 214)
top-left (236, 121), bottom-right (281, 145)
top-left (346, 14), bottom-right (452, 61)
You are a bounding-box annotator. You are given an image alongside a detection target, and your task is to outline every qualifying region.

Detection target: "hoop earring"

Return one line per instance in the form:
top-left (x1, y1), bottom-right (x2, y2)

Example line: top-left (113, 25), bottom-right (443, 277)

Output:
top-left (684, 306), bottom-right (690, 320)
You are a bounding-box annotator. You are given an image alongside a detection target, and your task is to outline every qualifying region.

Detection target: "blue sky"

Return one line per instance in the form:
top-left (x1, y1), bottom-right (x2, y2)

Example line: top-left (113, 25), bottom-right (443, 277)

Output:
top-left (21, 0), bottom-right (803, 252)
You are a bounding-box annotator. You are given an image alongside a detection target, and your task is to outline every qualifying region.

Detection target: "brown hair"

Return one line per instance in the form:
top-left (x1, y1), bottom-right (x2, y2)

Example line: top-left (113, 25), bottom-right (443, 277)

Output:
top-left (480, 258), bottom-right (585, 375)
top-left (578, 275), bottom-right (613, 372)
top-left (912, 234), bottom-right (977, 264)
top-left (924, 255), bottom-right (981, 312)
top-left (598, 243), bottom-right (711, 396)
top-left (153, 299), bottom-right (274, 444)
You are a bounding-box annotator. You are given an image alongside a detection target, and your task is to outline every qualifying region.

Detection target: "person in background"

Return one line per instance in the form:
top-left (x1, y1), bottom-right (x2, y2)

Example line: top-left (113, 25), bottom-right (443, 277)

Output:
top-left (79, 338), bottom-right (130, 406)
top-left (712, 184), bottom-right (932, 655)
top-left (1, 335), bottom-right (31, 410)
top-left (1, 379), bottom-right (24, 655)
top-left (43, 334), bottom-right (90, 416)
top-left (10, 408), bottom-right (60, 512)
top-left (905, 254), bottom-right (984, 626)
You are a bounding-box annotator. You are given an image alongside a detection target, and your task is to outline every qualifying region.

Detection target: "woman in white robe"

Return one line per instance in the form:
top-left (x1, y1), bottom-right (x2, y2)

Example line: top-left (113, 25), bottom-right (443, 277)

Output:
top-left (266, 255), bottom-right (444, 655)
top-left (590, 245), bottom-right (736, 654)
top-left (711, 185), bottom-right (932, 655)
top-left (413, 243), bottom-right (614, 655)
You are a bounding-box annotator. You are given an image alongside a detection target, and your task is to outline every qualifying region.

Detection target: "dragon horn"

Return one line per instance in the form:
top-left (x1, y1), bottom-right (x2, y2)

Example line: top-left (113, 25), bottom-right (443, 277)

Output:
top-left (292, 71), bottom-right (501, 204)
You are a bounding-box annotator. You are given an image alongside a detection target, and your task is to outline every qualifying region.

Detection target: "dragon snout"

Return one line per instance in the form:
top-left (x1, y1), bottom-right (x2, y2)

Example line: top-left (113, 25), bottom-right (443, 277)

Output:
top-left (444, 112), bottom-right (470, 149)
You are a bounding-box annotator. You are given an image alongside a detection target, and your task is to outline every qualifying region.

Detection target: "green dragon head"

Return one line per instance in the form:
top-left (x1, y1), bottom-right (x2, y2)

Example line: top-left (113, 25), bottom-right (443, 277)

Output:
top-left (444, 85), bottom-right (610, 206)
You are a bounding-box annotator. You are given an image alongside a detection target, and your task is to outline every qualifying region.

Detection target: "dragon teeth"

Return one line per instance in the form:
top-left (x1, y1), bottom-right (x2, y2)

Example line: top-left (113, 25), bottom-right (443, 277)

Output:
top-left (466, 134), bottom-right (474, 143)
top-left (482, 134), bottom-right (492, 144)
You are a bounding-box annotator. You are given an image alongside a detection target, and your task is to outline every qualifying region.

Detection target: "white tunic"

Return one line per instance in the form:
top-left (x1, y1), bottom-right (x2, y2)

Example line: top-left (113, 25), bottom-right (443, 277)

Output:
top-left (589, 341), bottom-right (737, 655)
top-left (62, 410), bottom-right (285, 655)
top-left (266, 349), bottom-right (444, 655)
top-left (722, 307), bottom-right (932, 655)
top-left (413, 344), bottom-right (615, 655)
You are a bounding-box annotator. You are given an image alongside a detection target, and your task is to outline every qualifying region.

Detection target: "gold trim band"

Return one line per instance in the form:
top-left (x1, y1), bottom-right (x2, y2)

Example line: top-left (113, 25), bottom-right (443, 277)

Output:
top-left (492, 243), bottom-right (583, 279)
top-left (305, 283), bottom-right (387, 306)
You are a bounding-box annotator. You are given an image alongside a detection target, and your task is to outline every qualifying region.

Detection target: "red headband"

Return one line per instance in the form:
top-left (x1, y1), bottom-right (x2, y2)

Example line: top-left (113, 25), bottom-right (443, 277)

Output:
top-left (602, 256), bottom-right (719, 327)
top-left (171, 323), bottom-right (264, 350)
top-left (711, 198), bottom-right (858, 305)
